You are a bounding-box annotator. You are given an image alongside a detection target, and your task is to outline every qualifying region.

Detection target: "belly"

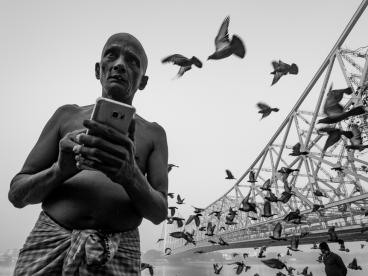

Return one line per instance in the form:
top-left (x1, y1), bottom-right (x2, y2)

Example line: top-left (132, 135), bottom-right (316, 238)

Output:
top-left (42, 170), bottom-right (142, 231)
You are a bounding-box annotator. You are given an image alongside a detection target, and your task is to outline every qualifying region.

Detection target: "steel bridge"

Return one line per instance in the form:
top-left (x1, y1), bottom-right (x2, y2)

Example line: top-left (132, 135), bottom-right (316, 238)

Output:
top-left (161, 0), bottom-right (368, 256)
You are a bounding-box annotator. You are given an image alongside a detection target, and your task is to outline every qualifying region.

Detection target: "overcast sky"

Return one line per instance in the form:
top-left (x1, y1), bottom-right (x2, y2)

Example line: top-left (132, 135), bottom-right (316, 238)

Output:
top-left (0, 0), bottom-right (367, 253)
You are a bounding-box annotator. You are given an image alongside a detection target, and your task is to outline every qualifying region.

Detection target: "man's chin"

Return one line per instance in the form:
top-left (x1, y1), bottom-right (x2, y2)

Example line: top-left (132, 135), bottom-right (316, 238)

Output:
top-left (104, 87), bottom-right (132, 102)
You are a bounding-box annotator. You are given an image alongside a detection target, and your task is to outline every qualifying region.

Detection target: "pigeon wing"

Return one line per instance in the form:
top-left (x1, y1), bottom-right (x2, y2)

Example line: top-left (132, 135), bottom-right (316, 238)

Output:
top-left (273, 222), bottom-right (282, 238)
top-left (194, 215), bottom-right (201, 227)
top-left (162, 54), bottom-right (188, 65)
top-left (226, 169), bottom-right (234, 179)
top-left (169, 231), bottom-right (185, 239)
top-left (257, 102), bottom-right (271, 111)
top-left (186, 215), bottom-right (195, 225)
top-left (292, 142), bottom-right (301, 153)
top-left (176, 66), bottom-right (191, 78)
top-left (215, 16), bottom-right (230, 51)
top-left (271, 72), bottom-right (283, 85)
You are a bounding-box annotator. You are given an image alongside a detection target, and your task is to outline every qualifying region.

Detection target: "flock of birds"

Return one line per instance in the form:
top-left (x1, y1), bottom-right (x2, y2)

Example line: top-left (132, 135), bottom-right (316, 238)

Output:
top-left (142, 14), bottom-right (368, 276)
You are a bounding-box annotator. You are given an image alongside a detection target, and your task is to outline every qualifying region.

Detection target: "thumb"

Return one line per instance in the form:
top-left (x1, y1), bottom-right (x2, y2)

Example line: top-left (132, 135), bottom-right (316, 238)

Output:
top-left (128, 118), bottom-right (136, 142)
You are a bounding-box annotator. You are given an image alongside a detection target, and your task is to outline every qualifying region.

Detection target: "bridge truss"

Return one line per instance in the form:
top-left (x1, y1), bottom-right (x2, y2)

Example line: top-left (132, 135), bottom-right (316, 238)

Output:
top-left (163, 0), bottom-right (368, 254)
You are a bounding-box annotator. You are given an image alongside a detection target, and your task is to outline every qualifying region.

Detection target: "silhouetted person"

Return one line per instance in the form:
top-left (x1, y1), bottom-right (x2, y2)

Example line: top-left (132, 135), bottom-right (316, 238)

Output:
top-left (319, 242), bottom-right (347, 276)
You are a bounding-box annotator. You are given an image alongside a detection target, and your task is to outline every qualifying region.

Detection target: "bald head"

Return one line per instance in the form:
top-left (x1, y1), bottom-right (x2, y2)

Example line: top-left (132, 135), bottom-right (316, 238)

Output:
top-left (102, 33), bottom-right (148, 73)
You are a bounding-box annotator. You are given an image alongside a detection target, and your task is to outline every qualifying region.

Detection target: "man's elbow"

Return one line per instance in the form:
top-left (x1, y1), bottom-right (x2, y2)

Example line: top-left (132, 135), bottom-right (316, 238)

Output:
top-left (8, 189), bottom-right (26, 209)
top-left (151, 206), bottom-right (168, 225)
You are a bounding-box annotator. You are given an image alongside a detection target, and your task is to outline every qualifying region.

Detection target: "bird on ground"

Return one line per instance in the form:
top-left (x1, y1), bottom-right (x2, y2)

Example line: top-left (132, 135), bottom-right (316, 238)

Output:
top-left (141, 262), bottom-right (154, 276)
top-left (346, 124), bottom-right (368, 151)
top-left (276, 272), bottom-right (287, 276)
top-left (205, 222), bottom-right (216, 236)
top-left (257, 102), bottom-right (279, 119)
top-left (228, 261), bottom-right (248, 275)
top-left (300, 230), bottom-right (310, 238)
top-left (269, 222), bottom-right (287, 241)
top-left (361, 165), bottom-right (368, 173)
top-left (176, 194), bottom-right (185, 204)
top-left (277, 253), bottom-right (282, 258)
top-left (270, 60), bottom-right (298, 86)
top-left (311, 242), bottom-right (318, 249)
top-left (194, 250), bottom-right (206, 254)
top-left (261, 258), bottom-right (287, 269)
top-left (171, 216), bottom-right (185, 228)
top-left (318, 86), bottom-right (365, 124)
top-left (260, 179), bottom-right (272, 191)
top-left (360, 244), bottom-right (365, 249)
top-left (262, 200), bottom-right (275, 218)
top-left (185, 213), bottom-right (202, 227)
top-left (232, 252), bottom-right (239, 258)
top-left (318, 127), bottom-right (353, 152)
top-left (209, 210), bottom-right (222, 220)
top-left (219, 226), bottom-right (226, 231)
top-left (162, 54), bottom-right (202, 78)
top-left (156, 238), bottom-right (164, 243)
top-left (288, 236), bottom-right (301, 251)
top-left (299, 266), bottom-right (312, 276)
top-left (225, 169), bottom-right (236, 179)
top-left (289, 142), bottom-right (309, 156)
top-left (243, 253), bottom-right (249, 258)
top-left (258, 248), bottom-right (266, 258)
top-left (167, 163), bottom-right (179, 172)
top-left (348, 258), bottom-right (362, 270)
top-left (248, 170), bottom-right (257, 182)
top-left (286, 249), bottom-right (292, 256)
top-left (338, 203), bottom-right (348, 212)
top-left (239, 190), bottom-right (257, 213)
top-left (167, 192), bottom-right (174, 199)
top-left (208, 239), bottom-right (217, 244)
top-left (165, 247), bottom-right (172, 255)
top-left (213, 263), bottom-right (223, 274)
top-left (168, 206), bottom-right (178, 217)
top-left (208, 16), bottom-right (246, 60)
top-left (265, 190), bottom-right (279, 202)
top-left (218, 237), bottom-right (229, 246)
top-left (338, 239), bottom-right (349, 252)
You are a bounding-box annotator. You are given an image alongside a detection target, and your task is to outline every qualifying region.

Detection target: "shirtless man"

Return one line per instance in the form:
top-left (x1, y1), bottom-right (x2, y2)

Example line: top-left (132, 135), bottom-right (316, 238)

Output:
top-left (8, 33), bottom-right (168, 275)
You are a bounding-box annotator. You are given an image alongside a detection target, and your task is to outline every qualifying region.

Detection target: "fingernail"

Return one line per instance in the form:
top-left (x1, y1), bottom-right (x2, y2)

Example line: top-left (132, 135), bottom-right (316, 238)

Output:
top-left (76, 134), bottom-right (81, 143)
top-left (73, 145), bottom-right (81, 153)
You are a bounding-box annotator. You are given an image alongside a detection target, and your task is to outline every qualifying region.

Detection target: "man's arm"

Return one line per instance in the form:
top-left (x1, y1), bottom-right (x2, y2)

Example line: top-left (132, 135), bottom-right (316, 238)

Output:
top-left (75, 119), bottom-right (168, 224)
top-left (8, 105), bottom-right (82, 208)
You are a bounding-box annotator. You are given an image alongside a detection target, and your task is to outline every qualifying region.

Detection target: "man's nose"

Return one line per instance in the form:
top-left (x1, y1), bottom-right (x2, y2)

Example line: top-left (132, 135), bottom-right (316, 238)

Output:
top-left (112, 57), bottom-right (126, 73)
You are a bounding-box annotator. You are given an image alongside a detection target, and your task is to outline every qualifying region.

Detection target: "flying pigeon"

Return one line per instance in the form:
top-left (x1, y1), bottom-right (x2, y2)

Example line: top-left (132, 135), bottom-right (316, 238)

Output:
top-left (208, 16), bottom-right (246, 60)
top-left (346, 124), bottom-right (368, 151)
top-left (270, 60), bottom-right (299, 86)
top-left (269, 222), bottom-right (287, 241)
top-left (213, 263), bottom-right (223, 274)
top-left (167, 163), bottom-right (179, 172)
top-left (257, 102), bottom-right (279, 119)
top-left (162, 54), bottom-right (202, 78)
top-left (318, 86), bottom-right (365, 124)
top-left (260, 179), bottom-right (272, 191)
top-left (176, 194), bottom-right (185, 204)
top-left (140, 262), bottom-right (154, 276)
top-left (262, 200), bottom-right (275, 217)
top-left (318, 127), bottom-right (353, 152)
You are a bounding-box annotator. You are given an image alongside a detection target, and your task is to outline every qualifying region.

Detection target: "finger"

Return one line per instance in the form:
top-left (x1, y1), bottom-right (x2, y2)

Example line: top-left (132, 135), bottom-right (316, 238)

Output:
top-left (75, 133), bottom-right (130, 160)
top-left (83, 119), bottom-right (134, 152)
top-left (73, 145), bottom-right (127, 166)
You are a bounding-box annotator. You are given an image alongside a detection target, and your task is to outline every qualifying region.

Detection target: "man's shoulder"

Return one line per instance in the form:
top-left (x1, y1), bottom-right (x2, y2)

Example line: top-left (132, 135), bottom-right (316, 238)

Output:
top-left (135, 115), bottom-right (167, 140)
top-left (53, 104), bottom-right (93, 118)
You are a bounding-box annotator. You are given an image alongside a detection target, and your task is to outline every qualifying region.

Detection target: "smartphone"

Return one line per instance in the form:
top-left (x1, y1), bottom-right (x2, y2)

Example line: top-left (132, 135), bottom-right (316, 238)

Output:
top-left (88, 97), bottom-right (136, 135)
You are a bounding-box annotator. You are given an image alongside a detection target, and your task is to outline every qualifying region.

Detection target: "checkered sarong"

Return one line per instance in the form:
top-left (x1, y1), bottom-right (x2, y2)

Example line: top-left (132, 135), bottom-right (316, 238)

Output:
top-left (14, 211), bottom-right (141, 275)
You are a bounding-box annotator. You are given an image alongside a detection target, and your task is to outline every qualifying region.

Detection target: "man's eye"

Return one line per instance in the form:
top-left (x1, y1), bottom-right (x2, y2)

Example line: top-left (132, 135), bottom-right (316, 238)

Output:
top-left (127, 57), bottom-right (140, 67)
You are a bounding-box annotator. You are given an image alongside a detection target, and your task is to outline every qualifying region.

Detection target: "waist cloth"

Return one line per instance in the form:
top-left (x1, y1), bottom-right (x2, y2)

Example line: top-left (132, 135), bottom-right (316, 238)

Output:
top-left (14, 211), bottom-right (141, 275)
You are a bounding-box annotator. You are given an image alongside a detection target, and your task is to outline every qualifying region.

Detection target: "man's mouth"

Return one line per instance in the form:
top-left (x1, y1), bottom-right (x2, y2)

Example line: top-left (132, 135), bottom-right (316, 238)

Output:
top-left (109, 75), bottom-right (127, 84)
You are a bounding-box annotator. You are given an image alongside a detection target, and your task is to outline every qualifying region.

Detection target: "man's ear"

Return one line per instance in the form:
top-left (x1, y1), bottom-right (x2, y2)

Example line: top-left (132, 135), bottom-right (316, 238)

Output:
top-left (139, 75), bottom-right (149, 90)
top-left (95, 62), bottom-right (100, 80)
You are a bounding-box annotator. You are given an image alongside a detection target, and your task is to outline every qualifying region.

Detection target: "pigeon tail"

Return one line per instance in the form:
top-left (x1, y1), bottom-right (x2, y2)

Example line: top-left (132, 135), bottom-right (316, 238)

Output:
top-left (272, 108), bottom-right (280, 112)
top-left (230, 35), bottom-right (246, 58)
top-left (289, 64), bottom-right (299, 75)
top-left (346, 105), bottom-right (366, 117)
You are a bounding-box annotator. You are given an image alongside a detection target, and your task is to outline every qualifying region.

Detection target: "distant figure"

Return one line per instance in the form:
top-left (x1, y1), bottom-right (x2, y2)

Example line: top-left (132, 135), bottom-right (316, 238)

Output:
top-left (319, 242), bottom-right (347, 276)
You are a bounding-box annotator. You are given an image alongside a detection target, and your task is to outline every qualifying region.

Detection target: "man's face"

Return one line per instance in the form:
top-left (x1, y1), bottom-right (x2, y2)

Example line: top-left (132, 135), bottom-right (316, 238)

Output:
top-left (96, 34), bottom-right (148, 103)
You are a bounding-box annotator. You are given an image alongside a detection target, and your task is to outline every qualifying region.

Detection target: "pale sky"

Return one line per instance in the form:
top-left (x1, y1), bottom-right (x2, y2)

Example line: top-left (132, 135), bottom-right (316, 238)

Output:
top-left (0, 0), bottom-right (367, 253)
